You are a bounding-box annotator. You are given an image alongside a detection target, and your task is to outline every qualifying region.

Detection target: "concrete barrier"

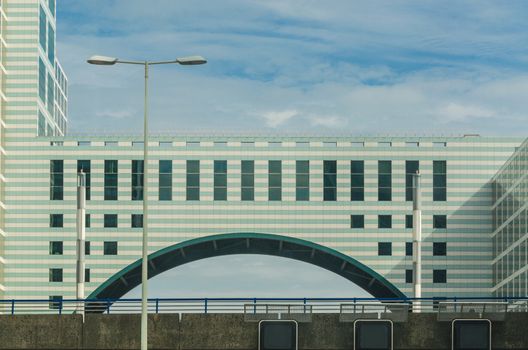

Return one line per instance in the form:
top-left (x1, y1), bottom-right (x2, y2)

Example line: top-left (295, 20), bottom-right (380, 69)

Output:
top-left (0, 313), bottom-right (527, 349)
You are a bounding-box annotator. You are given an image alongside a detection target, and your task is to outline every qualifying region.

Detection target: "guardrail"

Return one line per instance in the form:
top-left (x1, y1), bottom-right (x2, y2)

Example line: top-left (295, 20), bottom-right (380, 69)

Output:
top-left (0, 297), bottom-right (527, 315)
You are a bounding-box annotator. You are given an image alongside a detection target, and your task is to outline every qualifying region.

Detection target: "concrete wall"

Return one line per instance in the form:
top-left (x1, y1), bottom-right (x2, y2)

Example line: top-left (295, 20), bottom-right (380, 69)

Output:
top-left (0, 313), bottom-right (527, 349)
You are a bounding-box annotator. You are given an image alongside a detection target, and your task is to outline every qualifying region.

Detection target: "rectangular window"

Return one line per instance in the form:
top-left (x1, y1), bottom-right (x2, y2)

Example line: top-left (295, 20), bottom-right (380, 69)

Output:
top-left (77, 160), bottom-right (91, 200)
top-left (132, 141), bottom-right (144, 148)
top-left (405, 215), bottom-right (413, 229)
top-left (104, 160), bottom-right (118, 200)
top-left (406, 242), bottom-right (413, 256)
top-left (49, 268), bottom-right (63, 282)
top-left (104, 214), bottom-right (118, 228)
top-left (214, 141), bottom-right (227, 147)
top-left (378, 242), bottom-right (392, 256)
top-left (131, 214), bottom-right (143, 228)
top-left (104, 241), bottom-right (118, 255)
top-left (323, 160), bottom-right (337, 201)
top-left (186, 141), bottom-right (200, 147)
top-left (39, 6), bottom-right (46, 51)
top-left (378, 160), bottom-right (392, 201)
top-left (39, 58), bottom-right (46, 103)
top-left (49, 241), bottom-right (63, 255)
top-left (405, 269), bottom-right (413, 283)
top-left (433, 160), bottom-right (447, 201)
top-left (241, 160), bottom-right (254, 201)
top-left (49, 0), bottom-right (55, 15)
top-left (86, 214), bottom-right (90, 228)
top-left (433, 142), bottom-right (446, 147)
top-left (433, 270), bottom-right (447, 283)
top-left (269, 142), bottom-right (282, 147)
top-left (433, 215), bottom-right (447, 229)
top-left (241, 141), bottom-right (255, 147)
top-left (50, 214), bottom-right (63, 228)
top-left (47, 72), bottom-right (54, 116)
top-left (49, 296), bottom-right (62, 310)
top-left (296, 141), bottom-right (309, 147)
top-left (105, 141), bottom-right (118, 147)
top-left (433, 242), bottom-right (447, 256)
top-left (378, 215), bottom-right (392, 229)
top-left (48, 23), bottom-right (54, 64)
top-left (405, 161), bottom-right (419, 201)
top-left (85, 268), bottom-right (90, 283)
top-left (131, 160), bottom-right (144, 200)
top-left (50, 160), bottom-right (63, 200)
top-left (323, 141), bottom-right (337, 147)
top-left (85, 241), bottom-right (91, 255)
top-left (379, 142), bottom-right (391, 147)
top-left (350, 161), bottom-right (364, 201)
top-left (350, 215), bottom-right (364, 229)
top-left (296, 161), bottom-right (309, 201)
top-left (214, 160), bottom-right (228, 201)
top-left (186, 160), bottom-right (200, 200)
top-left (39, 111), bottom-right (46, 136)
top-left (159, 141), bottom-right (172, 148)
top-left (159, 160), bottom-right (172, 200)
top-left (268, 160), bottom-right (282, 201)
top-left (406, 141), bottom-right (419, 147)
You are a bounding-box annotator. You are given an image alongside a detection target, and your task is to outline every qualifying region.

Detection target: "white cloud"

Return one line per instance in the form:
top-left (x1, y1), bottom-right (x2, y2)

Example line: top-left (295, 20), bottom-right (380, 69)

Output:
top-left (441, 103), bottom-right (496, 122)
top-left (260, 109), bottom-right (298, 127)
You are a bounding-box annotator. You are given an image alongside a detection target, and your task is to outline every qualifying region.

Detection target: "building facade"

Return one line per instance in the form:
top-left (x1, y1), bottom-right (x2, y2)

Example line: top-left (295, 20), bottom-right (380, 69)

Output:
top-left (0, 1), bottom-right (527, 303)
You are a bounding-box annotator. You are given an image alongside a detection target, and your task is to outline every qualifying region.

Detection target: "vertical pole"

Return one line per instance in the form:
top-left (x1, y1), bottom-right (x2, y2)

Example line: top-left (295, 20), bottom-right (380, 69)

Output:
top-left (141, 62), bottom-right (149, 350)
top-left (76, 172), bottom-right (86, 318)
top-left (412, 172), bottom-right (422, 312)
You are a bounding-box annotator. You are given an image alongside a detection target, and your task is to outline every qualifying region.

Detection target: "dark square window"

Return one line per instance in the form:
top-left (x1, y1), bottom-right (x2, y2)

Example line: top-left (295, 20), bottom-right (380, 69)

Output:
top-left (85, 241), bottom-right (91, 255)
top-left (406, 242), bottom-right (413, 256)
top-left (49, 268), bottom-right (63, 282)
top-left (104, 241), bottom-right (118, 255)
top-left (104, 214), bottom-right (118, 228)
top-left (351, 215), bottom-right (364, 229)
top-left (406, 215), bottom-right (413, 229)
top-left (433, 269), bottom-right (447, 283)
top-left (85, 268), bottom-right (90, 283)
top-left (49, 295), bottom-right (63, 310)
top-left (433, 215), bottom-right (447, 229)
top-left (406, 269), bottom-right (413, 283)
top-left (85, 214), bottom-right (90, 228)
top-left (378, 215), bottom-right (392, 229)
top-left (433, 242), bottom-right (447, 256)
top-left (50, 214), bottom-right (63, 228)
top-left (49, 241), bottom-right (63, 255)
top-left (378, 242), bottom-right (392, 256)
top-left (131, 214), bottom-right (143, 228)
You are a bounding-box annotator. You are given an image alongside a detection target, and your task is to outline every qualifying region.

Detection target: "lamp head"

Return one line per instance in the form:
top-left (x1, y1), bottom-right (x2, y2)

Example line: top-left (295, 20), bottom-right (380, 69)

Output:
top-left (176, 55), bottom-right (207, 65)
top-left (87, 55), bottom-right (118, 65)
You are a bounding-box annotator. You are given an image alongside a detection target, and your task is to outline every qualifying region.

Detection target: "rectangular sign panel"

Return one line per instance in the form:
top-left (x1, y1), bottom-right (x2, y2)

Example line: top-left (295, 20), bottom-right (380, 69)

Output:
top-left (259, 320), bottom-right (298, 350)
top-left (354, 319), bottom-right (393, 350)
top-left (452, 319), bottom-right (491, 350)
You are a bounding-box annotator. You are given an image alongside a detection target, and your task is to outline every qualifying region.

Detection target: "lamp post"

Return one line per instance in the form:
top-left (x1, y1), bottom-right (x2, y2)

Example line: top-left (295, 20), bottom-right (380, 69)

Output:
top-left (87, 55), bottom-right (206, 350)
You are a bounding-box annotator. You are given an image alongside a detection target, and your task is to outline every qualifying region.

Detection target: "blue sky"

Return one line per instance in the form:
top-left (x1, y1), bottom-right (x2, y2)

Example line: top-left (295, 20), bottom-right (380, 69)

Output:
top-left (55, 1), bottom-right (528, 297)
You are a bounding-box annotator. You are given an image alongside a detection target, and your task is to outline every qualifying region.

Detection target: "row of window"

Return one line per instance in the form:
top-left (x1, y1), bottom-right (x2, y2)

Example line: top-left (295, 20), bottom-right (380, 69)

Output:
top-left (49, 214), bottom-right (143, 228)
top-left (51, 160), bottom-right (447, 202)
top-left (49, 268), bottom-right (90, 283)
top-left (351, 215), bottom-right (447, 229)
top-left (49, 241), bottom-right (114, 256)
top-left (378, 241), bottom-right (447, 256)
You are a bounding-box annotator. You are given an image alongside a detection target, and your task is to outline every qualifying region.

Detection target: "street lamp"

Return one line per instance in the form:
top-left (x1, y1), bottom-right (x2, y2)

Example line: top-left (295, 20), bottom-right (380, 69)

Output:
top-left (87, 54), bottom-right (206, 350)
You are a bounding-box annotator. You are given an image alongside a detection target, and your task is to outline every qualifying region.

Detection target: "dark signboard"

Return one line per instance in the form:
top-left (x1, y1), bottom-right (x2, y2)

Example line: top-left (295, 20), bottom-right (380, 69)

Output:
top-left (259, 320), bottom-right (298, 350)
top-left (354, 320), bottom-right (393, 350)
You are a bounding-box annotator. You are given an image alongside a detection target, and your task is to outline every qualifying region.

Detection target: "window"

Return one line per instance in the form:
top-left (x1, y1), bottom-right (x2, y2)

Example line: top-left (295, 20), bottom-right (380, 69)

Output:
top-left (77, 160), bottom-right (91, 200)
top-left (132, 141), bottom-right (143, 148)
top-left (406, 141), bottom-right (419, 147)
top-left (433, 160), bottom-right (447, 201)
top-left (49, 295), bottom-right (62, 310)
top-left (86, 214), bottom-right (90, 228)
top-left (85, 241), bottom-right (91, 255)
top-left (241, 141), bottom-right (255, 147)
top-left (131, 160), bottom-right (144, 200)
top-left (268, 161), bottom-right (282, 201)
top-left (296, 161), bottom-right (309, 201)
top-left (39, 58), bottom-right (46, 103)
top-left (49, 0), bottom-right (55, 16)
top-left (50, 160), bottom-right (63, 200)
top-left (214, 141), bottom-right (227, 147)
top-left (104, 160), bottom-right (118, 200)
top-left (159, 160), bottom-right (172, 200)
top-left (378, 242), bottom-right (392, 256)
top-left (351, 142), bottom-right (364, 147)
top-left (131, 214), bottom-right (143, 228)
top-left (39, 6), bottom-right (46, 51)
top-left (241, 160), bottom-right (254, 201)
top-left (323, 142), bottom-right (337, 147)
top-left (105, 141), bottom-right (118, 147)
top-left (433, 142), bottom-right (446, 147)
top-left (269, 142), bottom-right (282, 147)
top-left (433, 242), bottom-right (447, 256)
top-left (49, 241), bottom-right (63, 255)
top-left (405, 161), bottom-right (419, 201)
top-left (433, 215), bottom-right (447, 229)
top-left (323, 160), bottom-right (337, 201)
top-left (379, 142), bottom-right (391, 147)
top-left (159, 141), bottom-right (172, 148)
top-left (85, 268), bottom-right (90, 283)
top-left (49, 268), bottom-right (63, 282)
top-left (186, 160), bottom-right (200, 200)
top-left (104, 214), bottom-right (118, 228)
top-left (378, 161), bottom-right (392, 201)
top-left (406, 242), bottom-right (413, 256)
top-left (104, 241), bottom-right (118, 255)
top-left (296, 141), bottom-right (309, 147)
top-left (214, 160), bottom-right (227, 201)
top-left (350, 161), bottom-right (364, 201)
top-left (350, 215), bottom-right (364, 229)
top-left (406, 215), bottom-right (413, 229)
top-left (378, 215), bottom-right (392, 229)
top-left (186, 141), bottom-right (200, 147)
top-left (47, 72), bottom-right (54, 115)
top-left (433, 269), bottom-right (447, 283)
top-left (50, 214), bottom-right (63, 228)
top-left (47, 23), bottom-right (54, 63)
top-left (405, 269), bottom-right (413, 283)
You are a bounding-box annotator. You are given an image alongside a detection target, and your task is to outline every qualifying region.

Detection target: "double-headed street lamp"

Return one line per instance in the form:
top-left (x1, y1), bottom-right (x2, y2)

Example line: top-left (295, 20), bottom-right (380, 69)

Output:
top-left (87, 54), bottom-right (206, 350)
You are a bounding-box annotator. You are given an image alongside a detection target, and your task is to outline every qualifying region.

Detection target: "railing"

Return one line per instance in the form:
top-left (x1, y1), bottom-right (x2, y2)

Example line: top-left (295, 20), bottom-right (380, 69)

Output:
top-left (0, 297), bottom-right (527, 315)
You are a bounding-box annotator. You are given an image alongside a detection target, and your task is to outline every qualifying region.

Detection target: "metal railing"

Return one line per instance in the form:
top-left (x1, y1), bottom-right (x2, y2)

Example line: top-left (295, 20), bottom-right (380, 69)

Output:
top-left (0, 297), bottom-right (527, 315)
